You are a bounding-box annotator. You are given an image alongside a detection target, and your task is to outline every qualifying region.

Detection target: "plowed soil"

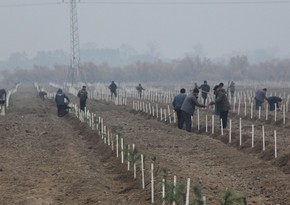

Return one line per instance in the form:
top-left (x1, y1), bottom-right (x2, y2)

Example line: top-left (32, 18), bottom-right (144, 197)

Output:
top-left (1, 84), bottom-right (290, 205)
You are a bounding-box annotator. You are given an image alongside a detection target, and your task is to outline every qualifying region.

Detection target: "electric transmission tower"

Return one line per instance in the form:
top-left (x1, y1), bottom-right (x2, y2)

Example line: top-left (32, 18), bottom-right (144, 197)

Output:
top-left (63, 0), bottom-right (85, 86)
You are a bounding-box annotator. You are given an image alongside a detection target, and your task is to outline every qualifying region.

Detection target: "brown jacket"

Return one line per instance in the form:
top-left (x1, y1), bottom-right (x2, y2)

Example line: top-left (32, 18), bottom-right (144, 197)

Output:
top-left (214, 88), bottom-right (230, 112)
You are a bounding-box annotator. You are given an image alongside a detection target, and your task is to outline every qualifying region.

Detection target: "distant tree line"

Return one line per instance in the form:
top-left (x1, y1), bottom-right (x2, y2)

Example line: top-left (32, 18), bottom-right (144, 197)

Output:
top-left (0, 46), bottom-right (158, 70)
top-left (1, 55), bottom-right (290, 85)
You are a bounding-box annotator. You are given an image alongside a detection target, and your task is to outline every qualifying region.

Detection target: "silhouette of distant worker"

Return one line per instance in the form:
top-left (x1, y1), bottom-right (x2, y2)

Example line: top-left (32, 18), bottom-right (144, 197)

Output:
top-left (228, 81), bottom-right (235, 98)
top-left (39, 88), bottom-right (47, 101)
top-left (0, 88), bottom-right (7, 105)
top-left (199, 80), bottom-right (210, 105)
top-left (109, 81), bottom-right (117, 99)
top-left (136, 83), bottom-right (145, 98)
top-left (0, 88), bottom-right (7, 115)
top-left (77, 85), bottom-right (88, 111)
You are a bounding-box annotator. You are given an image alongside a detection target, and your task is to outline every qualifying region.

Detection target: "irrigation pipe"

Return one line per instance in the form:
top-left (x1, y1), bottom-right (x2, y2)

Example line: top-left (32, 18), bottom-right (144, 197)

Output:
top-left (141, 154), bottom-right (145, 189)
top-left (244, 101), bottom-right (247, 116)
top-left (262, 126), bottom-right (265, 151)
top-left (250, 102), bottom-right (253, 119)
top-left (156, 104), bottom-right (159, 118)
top-left (197, 109), bottom-right (200, 131)
top-left (164, 108), bottom-right (167, 122)
top-left (252, 124), bottom-right (254, 148)
top-left (107, 130), bottom-right (110, 146)
top-left (151, 163), bottom-right (154, 204)
top-left (220, 119), bottom-right (223, 136)
top-left (238, 100), bottom-right (241, 115)
top-left (203, 196), bottom-right (206, 205)
top-left (127, 144), bottom-right (130, 171)
top-left (133, 144), bottom-right (136, 179)
top-left (205, 115), bottom-right (208, 133)
top-left (239, 118), bottom-right (242, 146)
top-left (173, 176), bottom-right (176, 205)
top-left (111, 133), bottom-right (114, 151)
top-left (185, 178), bottom-right (190, 205)
top-left (121, 138), bottom-right (124, 163)
top-left (212, 115), bottom-right (214, 134)
top-left (274, 130), bottom-right (277, 158)
top-left (162, 178), bottom-right (165, 205)
top-left (116, 135), bottom-right (119, 158)
top-left (283, 104), bottom-right (286, 124)
top-left (274, 104), bottom-right (277, 122)
top-left (229, 119), bottom-right (232, 144)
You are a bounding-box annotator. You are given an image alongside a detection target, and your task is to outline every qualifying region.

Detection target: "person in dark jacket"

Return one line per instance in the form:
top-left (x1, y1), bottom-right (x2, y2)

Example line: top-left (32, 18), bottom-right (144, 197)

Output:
top-left (181, 88), bottom-right (206, 132)
top-left (267, 96), bottom-right (282, 111)
top-left (199, 80), bottom-right (210, 105)
top-left (77, 85), bottom-right (88, 111)
top-left (172, 88), bottom-right (187, 129)
top-left (0, 88), bottom-right (7, 115)
top-left (228, 81), bottom-right (235, 98)
top-left (136, 83), bottom-right (145, 98)
top-left (255, 88), bottom-right (267, 110)
top-left (109, 81), bottom-right (117, 99)
top-left (213, 85), bottom-right (220, 116)
top-left (55, 89), bottom-right (70, 117)
top-left (209, 85), bottom-right (231, 128)
top-left (0, 88), bottom-right (7, 105)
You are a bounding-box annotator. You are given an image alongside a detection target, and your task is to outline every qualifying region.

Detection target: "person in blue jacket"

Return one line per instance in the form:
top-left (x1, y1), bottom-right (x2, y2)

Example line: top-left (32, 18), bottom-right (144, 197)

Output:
top-left (181, 88), bottom-right (206, 132)
top-left (267, 96), bottom-right (282, 111)
top-left (0, 89), bottom-right (7, 105)
top-left (255, 88), bottom-right (267, 110)
top-left (172, 88), bottom-right (187, 129)
top-left (55, 89), bottom-right (70, 117)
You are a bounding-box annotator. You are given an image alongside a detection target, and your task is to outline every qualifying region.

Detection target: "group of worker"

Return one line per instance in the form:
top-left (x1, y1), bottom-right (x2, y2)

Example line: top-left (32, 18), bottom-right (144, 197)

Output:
top-left (254, 88), bottom-right (282, 111)
top-left (52, 81), bottom-right (145, 117)
top-left (33, 80), bottom-right (282, 122)
top-left (173, 82), bottom-right (230, 132)
top-left (108, 81), bottom-right (145, 99)
top-left (173, 81), bottom-right (283, 132)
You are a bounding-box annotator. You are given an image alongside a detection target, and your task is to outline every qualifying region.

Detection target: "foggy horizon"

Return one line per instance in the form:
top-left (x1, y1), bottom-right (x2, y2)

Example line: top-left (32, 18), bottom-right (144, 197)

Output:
top-left (1, 0), bottom-right (290, 63)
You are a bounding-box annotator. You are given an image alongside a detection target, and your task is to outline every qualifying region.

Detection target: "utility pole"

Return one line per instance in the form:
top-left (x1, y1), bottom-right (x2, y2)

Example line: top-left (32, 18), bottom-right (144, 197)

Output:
top-left (63, 0), bottom-right (85, 86)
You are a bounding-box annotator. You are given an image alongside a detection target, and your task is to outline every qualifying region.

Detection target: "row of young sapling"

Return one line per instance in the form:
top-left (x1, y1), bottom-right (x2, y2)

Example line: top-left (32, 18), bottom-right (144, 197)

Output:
top-left (44, 83), bottom-right (248, 204)
top-left (48, 82), bottom-right (289, 159)
top-left (0, 83), bottom-right (21, 116)
top-left (103, 82), bottom-right (290, 107)
top-left (132, 100), bottom-right (289, 160)
top-left (130, 87), bottom-right (289, 124)
top-left (62, 82), bottom-right (290, 124)
top-left (47, 82), bottom-right (289, 159)
top-left (68, 102), bottom-right (247, 205)
top-left (49, 82), bottom-right (289, 125)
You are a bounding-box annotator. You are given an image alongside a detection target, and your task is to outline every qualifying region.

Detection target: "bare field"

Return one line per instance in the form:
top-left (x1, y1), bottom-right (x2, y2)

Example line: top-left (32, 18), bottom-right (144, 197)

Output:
top-left (1, 84), bottom-right (290, 205)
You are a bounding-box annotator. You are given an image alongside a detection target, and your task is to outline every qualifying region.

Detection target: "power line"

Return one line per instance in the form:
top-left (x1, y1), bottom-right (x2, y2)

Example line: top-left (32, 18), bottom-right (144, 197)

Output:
top-left (78, 0), bottom-right (290, 5)
top-left (0, 2), bottom-right (61, 7)
top-left (1, 0), bottom-right (290, 7)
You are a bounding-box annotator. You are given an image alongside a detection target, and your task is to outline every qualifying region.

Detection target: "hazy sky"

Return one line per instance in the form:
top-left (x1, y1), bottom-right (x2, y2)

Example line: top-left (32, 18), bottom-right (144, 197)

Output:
top-left (1, 0), bottom-right (290, 61)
